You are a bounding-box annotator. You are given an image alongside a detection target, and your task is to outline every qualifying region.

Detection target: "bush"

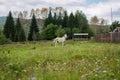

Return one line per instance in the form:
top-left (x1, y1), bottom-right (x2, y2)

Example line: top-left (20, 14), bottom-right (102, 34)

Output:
top-left (37, 31), bottom-right (46, 40)
top-left (88, 27), bottom-right (95, 37)
top-left (55, 26), bottom-right (65, 37)
top-left (0, 34), bottom-right (10, 45)
top-left (41, 24), bottom-right (58, 40)
top-left (72, 28), bottom-right (80, 33)
top-left (64, 28), bottom-right (71, 39)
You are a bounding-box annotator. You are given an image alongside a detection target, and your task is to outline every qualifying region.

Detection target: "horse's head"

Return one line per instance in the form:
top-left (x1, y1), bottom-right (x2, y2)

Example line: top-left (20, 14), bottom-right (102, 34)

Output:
top-left (64, 34), bottom-right (67, 39)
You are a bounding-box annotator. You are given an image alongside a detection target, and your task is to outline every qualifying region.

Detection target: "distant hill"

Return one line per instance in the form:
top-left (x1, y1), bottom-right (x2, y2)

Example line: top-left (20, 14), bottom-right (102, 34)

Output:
top-left (0, 16), bottom-right (6, 28)
top-left (0, 16), bottom-right (44, 31)
top-left (16, 18), bottom-right (45, 37)
top-left (0, 17), bottom-right (44, 37)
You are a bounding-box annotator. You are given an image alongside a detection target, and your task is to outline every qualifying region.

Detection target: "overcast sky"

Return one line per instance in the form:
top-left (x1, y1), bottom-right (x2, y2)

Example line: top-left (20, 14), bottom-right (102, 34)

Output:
top-left (0, 0), bottom-right (120, 23)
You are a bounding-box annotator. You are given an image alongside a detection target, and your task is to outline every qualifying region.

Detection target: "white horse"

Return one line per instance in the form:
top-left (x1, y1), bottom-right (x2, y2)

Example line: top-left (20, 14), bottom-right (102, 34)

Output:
top-left (53, 34), bottom-right (67, 47)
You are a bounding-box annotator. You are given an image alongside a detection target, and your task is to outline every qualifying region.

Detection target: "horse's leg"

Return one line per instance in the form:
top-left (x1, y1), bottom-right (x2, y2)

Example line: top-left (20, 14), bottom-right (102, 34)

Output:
top-left (55, 41), bottom-right (56, 47)
top-left (55, 41), bottom-right (57, 47)
top-left (62, 42), bottom-right (64, 47)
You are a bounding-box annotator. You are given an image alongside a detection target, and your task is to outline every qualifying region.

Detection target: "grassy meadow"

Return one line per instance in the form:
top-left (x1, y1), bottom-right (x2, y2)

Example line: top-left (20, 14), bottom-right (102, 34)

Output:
top-left (0, 41), bottom-right (120, 80)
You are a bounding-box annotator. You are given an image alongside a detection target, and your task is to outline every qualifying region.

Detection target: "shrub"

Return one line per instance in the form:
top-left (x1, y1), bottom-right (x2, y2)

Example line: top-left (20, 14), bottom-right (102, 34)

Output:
top-left (0, 34), bottom-right (10, 45)
top-left (64, 28), bottom-right (71, 39)
top-left (88, 27), bottom-right (95, 37)
top-left (41, 24), bottom-right (58, 40)
top-left (55, 26), bottom-right (65, 37)
top-left (72, 27), bottom-right (80, 33)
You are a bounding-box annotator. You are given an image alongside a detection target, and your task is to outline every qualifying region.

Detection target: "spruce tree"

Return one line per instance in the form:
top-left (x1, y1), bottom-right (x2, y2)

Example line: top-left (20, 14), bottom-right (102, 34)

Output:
top-left (19, 28), bottom-right (26, 42)
top-left (57, 12), bottom-right (62, 26)
top-left (79, 12), bottom-right (89, 33)
top-left (28, 14), bottom-right (39, 41)
top-left (53, 13), bottom-right (57, 25)
top-left (48, 9), bottom-right (53, 24)
top-left (68, 12), bottom-right (74, 39)
top-left (14, 18), bottom-right (21, 42)
top-left (44, 9), bottom-right (53, 27)
top-left (74, 10), bottom-right (89, 33)
top-left (62, 11), bottom-right (68, 28)
top-left (3, 11), bottom-right (15, 41)
top-left (15, 18), bottom-right (26, 42)
top-left (74, 11), bottom-right (80, 28)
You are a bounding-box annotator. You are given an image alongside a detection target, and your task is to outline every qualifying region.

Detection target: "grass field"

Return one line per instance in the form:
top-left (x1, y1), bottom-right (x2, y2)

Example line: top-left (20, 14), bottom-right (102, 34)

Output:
top-left (0, 41), bottom-right (120, 80)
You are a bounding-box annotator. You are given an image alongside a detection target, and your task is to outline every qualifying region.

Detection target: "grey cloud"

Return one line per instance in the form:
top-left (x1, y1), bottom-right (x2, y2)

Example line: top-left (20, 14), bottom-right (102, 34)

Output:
top-left (0, 2), bottom-right (4, 5)
top-left (113, 9), bottom-right (120, 17)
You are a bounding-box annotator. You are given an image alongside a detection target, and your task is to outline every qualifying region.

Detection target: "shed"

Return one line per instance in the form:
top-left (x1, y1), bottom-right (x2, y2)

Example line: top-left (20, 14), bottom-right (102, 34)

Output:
top-left (113, 27), bottom-right (120, 32)
top-left (73, 33), bottom-right (89, 40)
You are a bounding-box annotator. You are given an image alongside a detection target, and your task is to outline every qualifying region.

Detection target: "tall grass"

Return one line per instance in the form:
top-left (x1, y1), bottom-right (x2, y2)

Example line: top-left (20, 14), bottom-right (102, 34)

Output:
top-left (0, 41), bottom-right (120, 80)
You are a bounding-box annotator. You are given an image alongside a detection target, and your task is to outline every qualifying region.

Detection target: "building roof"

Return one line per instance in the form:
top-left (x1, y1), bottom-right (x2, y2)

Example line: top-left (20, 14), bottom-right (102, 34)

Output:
top-left (74, 33), bottom-right (88, 35)
top-left (113, 27), bottom-right (120, 32)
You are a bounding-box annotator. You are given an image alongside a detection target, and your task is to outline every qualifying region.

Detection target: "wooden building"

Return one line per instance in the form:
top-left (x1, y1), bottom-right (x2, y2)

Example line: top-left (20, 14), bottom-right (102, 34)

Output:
top-left (73, 33), bottom-right (89, 40)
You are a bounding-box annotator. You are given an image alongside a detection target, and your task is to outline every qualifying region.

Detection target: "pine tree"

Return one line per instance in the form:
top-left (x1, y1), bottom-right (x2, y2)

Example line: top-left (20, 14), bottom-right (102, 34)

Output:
top-left (68, 12), bottom-right (74, 39)
top-left (74, 10), bottom-right (80, 28)
top-left (14, 33), bottom-right (19, 42)
top-left (28, 14), bottom-right (39, 41)
top-left (44, 9), bottom-right (53, 27)
top-left (15, 18), bottom-right (26, 42)
top-left (57, 12), bottom-right (62, 26)
top-left (53, 13), bottom-right (57, 25)
top-left (19, 28), bottom-right (26, 42)
top-left (62, 11), bottom-right (68, 28)
top-left (74, 11), bottom-right (89, 33)
top-left (3, 11), bottom-right (15, 41)
top-left (79, 12), bottom-right (89, 33)
top-left (14, 18), bottom-right (26, 42)
top-left (14, 18), bottom-right (21, 42)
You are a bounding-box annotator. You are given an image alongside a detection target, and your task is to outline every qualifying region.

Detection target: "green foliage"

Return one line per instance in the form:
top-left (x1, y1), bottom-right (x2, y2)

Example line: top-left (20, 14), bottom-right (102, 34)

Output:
top-left (68, 12), bottom-right (74, 39)
top-left (56, 12), bottom-right (63, 26)
top-left (55, 26), bottom-right (65, 37)
top-left (74, 10), bottom-right (80, 28)
top-left (18, 29), bottom-right (26, 42)
top-left (72, 28), bottom-right (80, 33)
top-left (64, 28), bottom-right (71, 39)
top-left (43, 10), bottom-right (90, 40)
top-left (62, 11), bottom-right (68, 28)
top-left (38, 31), bottom-right (46, 40)
top-left (14, 33), bottom-right (19, 42)
top-left (28, 14), bottom-right (39, 41)
top-left (110, 21), bottom-right (120, 31)
top-left (88, 27), bottom-right (95, 37)
top-left (79, 13), bottom-right (89, 33)
top-left (53, 13), bottom-right (57, 25)
top-left (0, 34), bottom-right (10, 45)
top-left (0, 41), bottom-right (120, 79)
top-left (0, 29), bottom-right (2, 35)
top-left (15, 18), bottom-right (26, 42)
top-left (3, 11), bottom-right (15, 41)
top-left (74, 11), bottom-right (89, 33)
top-left (44, 9), bottom-right (53, 27)
top-left (42, 24), bottom-right (58, 40)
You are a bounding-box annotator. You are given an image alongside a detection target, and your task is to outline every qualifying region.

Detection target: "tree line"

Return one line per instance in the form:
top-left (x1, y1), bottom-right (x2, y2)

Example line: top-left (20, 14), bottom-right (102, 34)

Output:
top-left (41, 10), bottom-right (94, 40)
top-left (1, 9), bottom-right (95, 43)
top-left (2, 11), bottom-right (39, 42)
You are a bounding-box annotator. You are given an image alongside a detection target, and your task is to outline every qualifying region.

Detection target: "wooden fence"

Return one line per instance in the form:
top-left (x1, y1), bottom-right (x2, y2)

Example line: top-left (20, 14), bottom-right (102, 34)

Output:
top-left (95, 32), bottom-right (120, 43)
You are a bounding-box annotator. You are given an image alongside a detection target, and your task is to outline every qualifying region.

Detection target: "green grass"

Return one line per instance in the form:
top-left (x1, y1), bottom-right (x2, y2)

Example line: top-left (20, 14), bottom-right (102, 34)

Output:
top-left (0, 41), bottom-right (120, 80)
